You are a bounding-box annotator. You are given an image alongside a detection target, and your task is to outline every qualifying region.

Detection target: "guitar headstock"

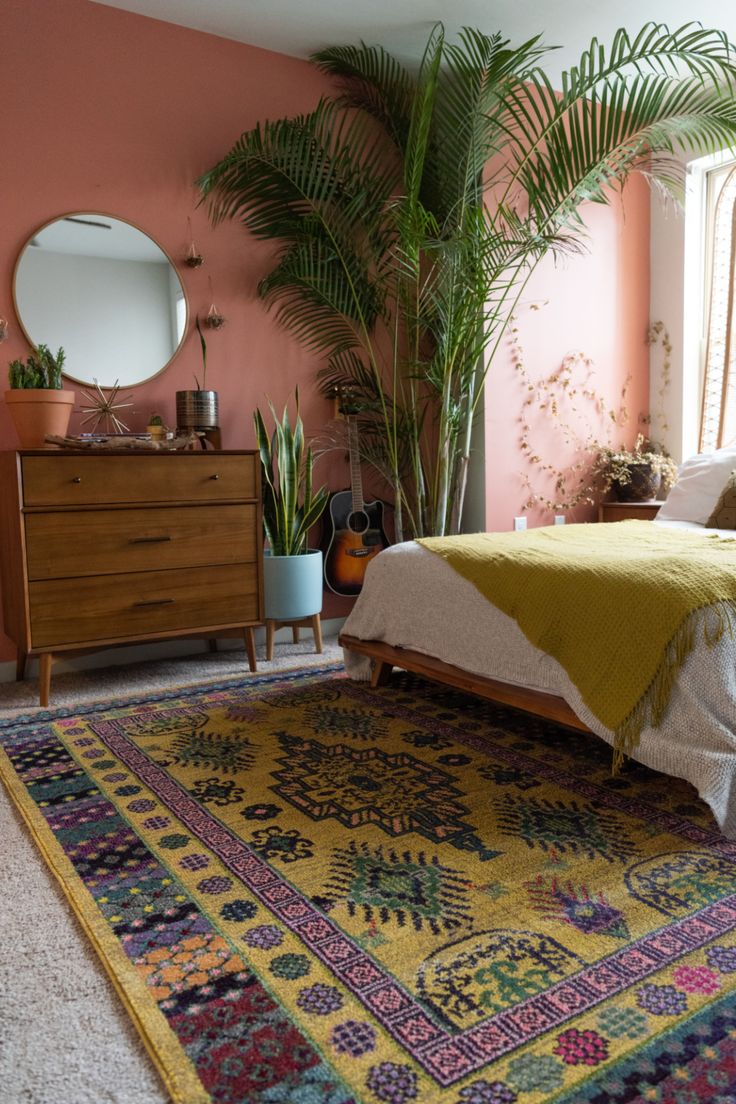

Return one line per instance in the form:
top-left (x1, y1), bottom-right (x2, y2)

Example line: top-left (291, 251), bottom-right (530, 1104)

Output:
top-left (332, 385), bottom-right (361, 420)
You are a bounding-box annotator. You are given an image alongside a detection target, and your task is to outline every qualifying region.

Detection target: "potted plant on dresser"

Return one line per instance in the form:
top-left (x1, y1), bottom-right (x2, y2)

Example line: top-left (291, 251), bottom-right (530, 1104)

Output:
top-left (5, 345), bottom-right (75, 447)
top-left (254, 389), bottom-right (329, 659)
top-left (176, 316), bottom-right (220, 448)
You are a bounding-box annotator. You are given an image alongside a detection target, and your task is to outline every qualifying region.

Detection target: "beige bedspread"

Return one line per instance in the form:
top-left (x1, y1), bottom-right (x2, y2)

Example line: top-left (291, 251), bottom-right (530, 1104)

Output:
top-left (342, 522), bottom-right (736, 837)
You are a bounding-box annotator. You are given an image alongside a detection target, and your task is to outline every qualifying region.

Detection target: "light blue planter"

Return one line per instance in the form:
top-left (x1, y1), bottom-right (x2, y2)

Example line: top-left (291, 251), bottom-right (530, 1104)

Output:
top-left (263, 548), bottom-right (324, 621)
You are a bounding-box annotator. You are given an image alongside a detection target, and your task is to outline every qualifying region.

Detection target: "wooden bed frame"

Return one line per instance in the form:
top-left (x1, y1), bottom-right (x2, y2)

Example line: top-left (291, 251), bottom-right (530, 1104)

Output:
top-left (339, 633), bottom-right (593, 733)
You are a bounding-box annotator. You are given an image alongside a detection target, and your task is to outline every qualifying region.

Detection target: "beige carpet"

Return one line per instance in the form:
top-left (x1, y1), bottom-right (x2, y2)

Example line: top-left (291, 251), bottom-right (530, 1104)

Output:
top-left (0, 639), bottom-right (342, 1104)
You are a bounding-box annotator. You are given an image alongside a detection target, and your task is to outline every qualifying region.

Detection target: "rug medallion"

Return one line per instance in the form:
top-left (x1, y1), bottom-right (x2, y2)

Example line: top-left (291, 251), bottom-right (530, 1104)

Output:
top-left (2, 667), bottom-right (736, 1103)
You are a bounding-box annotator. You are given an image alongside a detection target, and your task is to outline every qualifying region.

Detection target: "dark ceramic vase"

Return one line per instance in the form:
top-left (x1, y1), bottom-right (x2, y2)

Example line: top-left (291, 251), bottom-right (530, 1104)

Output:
top-left (612, 462), bottom-right (661, 502)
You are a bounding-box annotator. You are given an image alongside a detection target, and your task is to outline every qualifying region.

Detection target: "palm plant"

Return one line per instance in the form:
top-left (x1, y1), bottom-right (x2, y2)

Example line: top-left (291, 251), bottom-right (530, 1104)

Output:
top-left (254, 389), bottom-right (329, 556)
top-left (193, 315), bottom-right (208, 391)
top-left (200, 22), bottom-right (736, 538)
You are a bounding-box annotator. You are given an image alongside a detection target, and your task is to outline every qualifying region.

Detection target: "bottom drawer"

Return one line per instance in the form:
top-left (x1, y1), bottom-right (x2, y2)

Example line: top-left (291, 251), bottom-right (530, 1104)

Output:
top-left (30, 564), bottom-right (259, 648)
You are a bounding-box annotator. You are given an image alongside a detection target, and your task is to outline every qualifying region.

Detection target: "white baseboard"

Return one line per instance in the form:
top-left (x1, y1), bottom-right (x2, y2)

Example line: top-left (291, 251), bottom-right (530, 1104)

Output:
top-left (0, 618), bottom-right (346, 685)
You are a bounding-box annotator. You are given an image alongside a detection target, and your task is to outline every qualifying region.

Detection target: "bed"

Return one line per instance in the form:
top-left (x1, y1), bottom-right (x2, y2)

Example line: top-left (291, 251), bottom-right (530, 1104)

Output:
top-left (340, 448), bottom-right (736, 837)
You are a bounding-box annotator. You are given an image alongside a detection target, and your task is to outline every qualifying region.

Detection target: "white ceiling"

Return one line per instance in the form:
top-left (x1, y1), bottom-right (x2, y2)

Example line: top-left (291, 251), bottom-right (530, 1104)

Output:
top-left (92, 0), bottom-right (736, 77)
top-left (31, 215), bottom-right (168, 263)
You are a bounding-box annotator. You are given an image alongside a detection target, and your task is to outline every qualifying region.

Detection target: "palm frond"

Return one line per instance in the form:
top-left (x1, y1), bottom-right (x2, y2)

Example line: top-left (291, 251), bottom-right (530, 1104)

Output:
top-left (204, 19), bottom-right (736, 539)
top-left (311, 42), bottom-right (414, 152)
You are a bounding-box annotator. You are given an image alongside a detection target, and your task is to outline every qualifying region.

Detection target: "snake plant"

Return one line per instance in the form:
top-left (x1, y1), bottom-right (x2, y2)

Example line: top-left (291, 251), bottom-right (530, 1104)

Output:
top-left (253, 389), bottom-right (329, 556)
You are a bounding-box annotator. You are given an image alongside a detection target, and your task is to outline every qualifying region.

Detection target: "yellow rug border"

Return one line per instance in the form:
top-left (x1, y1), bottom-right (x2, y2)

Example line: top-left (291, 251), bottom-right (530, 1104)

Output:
top-left (0, 740), bottom-right (209, 1104)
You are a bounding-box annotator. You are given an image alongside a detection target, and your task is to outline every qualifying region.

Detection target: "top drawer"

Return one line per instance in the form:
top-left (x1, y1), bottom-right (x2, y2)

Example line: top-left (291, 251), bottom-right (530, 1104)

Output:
top-left (21, 453), bottom-right (257, 507)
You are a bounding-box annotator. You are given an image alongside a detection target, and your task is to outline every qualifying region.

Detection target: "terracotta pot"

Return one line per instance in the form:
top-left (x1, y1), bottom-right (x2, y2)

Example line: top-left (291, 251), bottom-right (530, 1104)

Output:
top-left (4, 389), bottom-right (75, 448)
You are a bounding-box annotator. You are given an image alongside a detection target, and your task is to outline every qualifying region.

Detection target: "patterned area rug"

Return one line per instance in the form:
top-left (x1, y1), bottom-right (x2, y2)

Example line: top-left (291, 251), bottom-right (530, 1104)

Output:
top-left (2, 667), bottom-right (736, 1104)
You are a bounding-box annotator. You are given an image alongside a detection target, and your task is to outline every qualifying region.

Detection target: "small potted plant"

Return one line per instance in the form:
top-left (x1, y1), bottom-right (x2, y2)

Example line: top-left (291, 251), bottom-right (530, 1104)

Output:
top-left (4, 345), bottom-right (75, 447)
top-left (595, 435), bottom-right (678, 503)
top-left (254, 388), bottom-right (329, 621)
top-left (146, 412), bottom-right (167, 440)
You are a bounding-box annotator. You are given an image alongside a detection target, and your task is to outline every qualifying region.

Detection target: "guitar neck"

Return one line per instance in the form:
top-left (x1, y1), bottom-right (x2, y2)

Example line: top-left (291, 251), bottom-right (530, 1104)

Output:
top-left (347, 416), bottom-right (365, 514)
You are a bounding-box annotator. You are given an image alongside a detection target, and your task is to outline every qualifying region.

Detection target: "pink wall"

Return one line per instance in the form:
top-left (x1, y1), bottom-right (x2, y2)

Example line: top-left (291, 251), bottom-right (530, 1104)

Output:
top-left (1, 0), bottom-right (355, 663)
top-left (1, 0), bottom-right (650, 667)
top-left (485, 181), bottom-right (650, 531)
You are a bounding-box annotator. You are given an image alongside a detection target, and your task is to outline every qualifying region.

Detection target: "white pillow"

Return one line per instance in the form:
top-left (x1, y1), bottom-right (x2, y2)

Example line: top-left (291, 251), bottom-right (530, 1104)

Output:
top-left (657, 446), bottom-right (736, 524)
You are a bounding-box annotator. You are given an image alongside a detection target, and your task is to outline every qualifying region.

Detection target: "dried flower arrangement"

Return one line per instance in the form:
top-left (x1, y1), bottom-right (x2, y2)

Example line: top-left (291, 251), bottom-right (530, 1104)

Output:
top-left (513, 310), bottom-right (675, 514)
top-left (593, 433), bottom-right (678, 500)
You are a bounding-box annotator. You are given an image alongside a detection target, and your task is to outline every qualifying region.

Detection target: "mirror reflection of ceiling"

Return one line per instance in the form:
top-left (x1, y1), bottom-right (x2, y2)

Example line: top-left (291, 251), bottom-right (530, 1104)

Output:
top-left (14, 214), bottom-right (188, 388)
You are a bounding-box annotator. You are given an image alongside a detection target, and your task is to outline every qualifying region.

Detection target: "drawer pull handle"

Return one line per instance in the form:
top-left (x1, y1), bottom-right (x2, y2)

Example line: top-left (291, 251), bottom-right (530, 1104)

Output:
top-left (209, 473), bottom-right (220, 480)
top-left (72, 477), bottom-right (82, 484)
top-left (130, 535), bottom-right (172, 544)
top-left (132, 598), bottom-right (175, 608)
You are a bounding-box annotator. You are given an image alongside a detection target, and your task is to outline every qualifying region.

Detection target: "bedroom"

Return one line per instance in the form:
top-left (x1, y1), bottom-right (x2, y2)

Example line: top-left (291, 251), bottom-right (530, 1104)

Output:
top-left (2, 0), bottom-right (736, 1101)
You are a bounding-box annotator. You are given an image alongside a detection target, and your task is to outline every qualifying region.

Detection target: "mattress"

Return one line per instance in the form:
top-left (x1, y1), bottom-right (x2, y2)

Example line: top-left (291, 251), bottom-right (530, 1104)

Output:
top-left (342, 521), bottom-right (736, 837)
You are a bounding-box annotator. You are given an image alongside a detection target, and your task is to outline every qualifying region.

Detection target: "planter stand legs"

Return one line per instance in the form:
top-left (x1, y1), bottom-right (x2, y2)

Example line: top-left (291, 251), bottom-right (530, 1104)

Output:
top-left (266, 615), bottom-right (322, 661)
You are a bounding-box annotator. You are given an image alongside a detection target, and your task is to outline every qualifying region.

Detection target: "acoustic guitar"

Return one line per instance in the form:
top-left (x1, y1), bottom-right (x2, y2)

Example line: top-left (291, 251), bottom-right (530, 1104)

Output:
top-left (323, 411), bottom-right (389, 596)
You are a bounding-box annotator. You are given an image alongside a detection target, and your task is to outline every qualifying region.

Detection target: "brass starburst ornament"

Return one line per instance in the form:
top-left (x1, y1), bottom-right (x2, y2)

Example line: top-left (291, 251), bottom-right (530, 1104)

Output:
top-left (79, 379), bottom-right (135, 434)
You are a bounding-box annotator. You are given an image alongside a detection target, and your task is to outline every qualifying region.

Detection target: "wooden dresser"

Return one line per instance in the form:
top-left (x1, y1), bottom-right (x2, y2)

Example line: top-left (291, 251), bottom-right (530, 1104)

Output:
top-left (0, 450), bottom-right (263, 705)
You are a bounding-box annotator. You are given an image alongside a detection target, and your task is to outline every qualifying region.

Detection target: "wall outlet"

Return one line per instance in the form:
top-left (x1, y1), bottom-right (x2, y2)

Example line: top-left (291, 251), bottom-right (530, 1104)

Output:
top-left (513, 516), bottom-right (527, 531)
top-left (554, 515), bottom-right (566, 525)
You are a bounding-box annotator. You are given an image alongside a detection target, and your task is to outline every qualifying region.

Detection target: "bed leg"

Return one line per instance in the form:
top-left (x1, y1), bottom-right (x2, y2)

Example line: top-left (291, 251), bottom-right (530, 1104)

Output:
top-left (370, 659), bottom-right (392, 688)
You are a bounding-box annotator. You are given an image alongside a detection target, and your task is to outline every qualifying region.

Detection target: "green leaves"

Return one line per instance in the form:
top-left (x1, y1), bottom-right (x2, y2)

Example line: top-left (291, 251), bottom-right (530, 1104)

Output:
top-left (8, 345), bottom-right (65, 389)
top-left (202, 19), bottom-right (736, 539)
top-left (194, 316), bottom-right (207, 391)
top-left (494, 22), bottom-right (736, 245)
top-left (253, 389), bottom-right (329, 556)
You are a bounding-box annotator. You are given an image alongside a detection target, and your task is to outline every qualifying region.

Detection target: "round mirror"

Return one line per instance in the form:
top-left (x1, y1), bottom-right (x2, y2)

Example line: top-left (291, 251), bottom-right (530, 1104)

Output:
top-left (13, 213), bottom-right (188, 387)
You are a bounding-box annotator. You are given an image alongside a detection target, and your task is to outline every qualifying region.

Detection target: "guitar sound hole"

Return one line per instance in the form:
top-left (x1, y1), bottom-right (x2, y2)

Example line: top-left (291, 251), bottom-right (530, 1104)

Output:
top-left (348, 510), bottom-right (370, 534)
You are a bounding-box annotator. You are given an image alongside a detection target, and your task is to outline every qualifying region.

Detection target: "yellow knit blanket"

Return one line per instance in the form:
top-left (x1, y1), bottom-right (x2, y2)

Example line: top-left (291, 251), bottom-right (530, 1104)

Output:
top-left (418, 522), bottom-right (736, 760)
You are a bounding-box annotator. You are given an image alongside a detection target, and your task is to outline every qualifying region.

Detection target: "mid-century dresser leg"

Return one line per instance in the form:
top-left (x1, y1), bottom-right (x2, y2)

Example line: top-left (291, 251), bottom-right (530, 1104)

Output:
top-left (208, 638), bottom-right (218, 653)
top-left (312, 614), bottom-right (323, 654)
top-left (266, 620), bottom-right (275, 662)
top-left (244, 626), bottom-right (257, 672)
top-left (16, 649), bottom-right (27, 681)
top-left (39, 653), bottom-right (53, 707)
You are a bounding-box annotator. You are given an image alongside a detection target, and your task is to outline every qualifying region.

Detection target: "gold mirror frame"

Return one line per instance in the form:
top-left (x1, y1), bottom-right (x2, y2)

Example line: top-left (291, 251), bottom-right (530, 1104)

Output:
top-left (12, 211), bottom-right (189, 388)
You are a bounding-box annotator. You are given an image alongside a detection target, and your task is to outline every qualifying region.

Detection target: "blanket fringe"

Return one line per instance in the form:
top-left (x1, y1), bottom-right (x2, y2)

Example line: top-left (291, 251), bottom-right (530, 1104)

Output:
top-left (613, 600), bottom-right (736, 772)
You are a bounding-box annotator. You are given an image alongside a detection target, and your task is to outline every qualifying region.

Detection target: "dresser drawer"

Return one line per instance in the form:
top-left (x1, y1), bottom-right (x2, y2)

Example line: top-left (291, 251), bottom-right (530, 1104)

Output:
top-left (29, 564), bottom-right (260, 648)
top-left (22, 453), bottom-right (256, 507)
top-left (25, 505), bottom-right (257, 581)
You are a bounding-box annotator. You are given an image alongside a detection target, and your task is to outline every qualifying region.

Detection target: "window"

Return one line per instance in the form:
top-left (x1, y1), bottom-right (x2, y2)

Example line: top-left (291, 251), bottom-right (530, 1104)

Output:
top-left (700, 160), bottom-right (736, 450)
